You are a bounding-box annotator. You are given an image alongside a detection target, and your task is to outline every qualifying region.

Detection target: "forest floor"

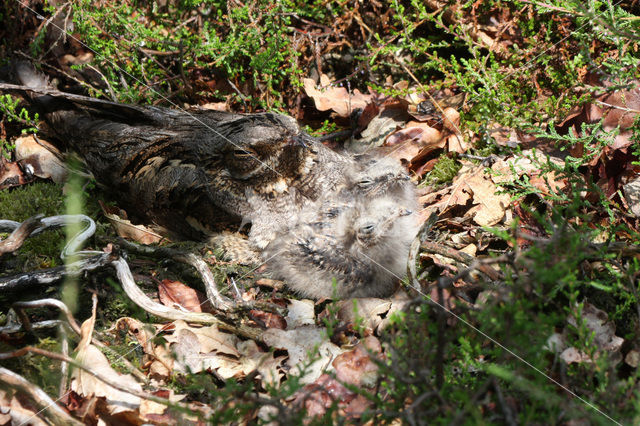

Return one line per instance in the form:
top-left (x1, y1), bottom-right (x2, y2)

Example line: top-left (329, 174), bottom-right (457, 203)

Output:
top-left (1, 1), bottom-right (640, 424)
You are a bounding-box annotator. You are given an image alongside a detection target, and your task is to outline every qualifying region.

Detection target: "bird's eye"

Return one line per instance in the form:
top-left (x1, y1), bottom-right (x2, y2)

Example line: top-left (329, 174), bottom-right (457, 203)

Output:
top-left (325, 207), bottom-right (340, 218)
top-left (232, 148), bottom-right (254, 158)
top-left (359, 223), bottom-right (375, 235)
top-left (358, 178), bottom-right (373, 187)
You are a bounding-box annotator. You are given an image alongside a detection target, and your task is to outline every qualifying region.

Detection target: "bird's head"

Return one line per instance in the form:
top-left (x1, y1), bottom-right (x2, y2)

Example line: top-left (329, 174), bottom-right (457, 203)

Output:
top-left (220, 113), bottom-right (316, 194)
top-left (350, 156), bottom-right (411, 197)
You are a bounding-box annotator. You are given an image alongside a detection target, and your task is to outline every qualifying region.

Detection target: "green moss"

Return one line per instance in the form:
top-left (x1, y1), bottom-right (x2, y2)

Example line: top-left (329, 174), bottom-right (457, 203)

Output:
top-left (0, 182), bottom-right (66, 271)
top-left (423, 154), bottom-right (461, 186)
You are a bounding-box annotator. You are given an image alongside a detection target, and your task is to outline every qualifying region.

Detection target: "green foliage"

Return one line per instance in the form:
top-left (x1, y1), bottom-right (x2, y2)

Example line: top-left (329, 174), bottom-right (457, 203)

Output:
top-left (0, 94), bottom-right (39, 159)
top-left (0, 337), bottom-right (62, 396)
top-left (0, 182), bottom-right (65, 272)
top-left (66, 0), bottom-right (304, 108)
top-left (423, 153), bottom-right (461, 185)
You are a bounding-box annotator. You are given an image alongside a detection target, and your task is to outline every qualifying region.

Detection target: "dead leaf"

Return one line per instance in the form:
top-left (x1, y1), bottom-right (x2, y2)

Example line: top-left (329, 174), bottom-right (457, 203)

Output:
top-left (333, 336), bottom-right (381, 387)
top-left (250, 309), bottom-right (287, 329)
top-left (385, 121), bottom-right (441, 146)
top-left (464, 168), bottom-right (511, 226)
top-left (0, 158), bottom-right (29, 189)
top-left (100, 201), bottom-right (164, 244)
top-left (71, 307), bottom-right (142, 415)
top-left (60, 51), bottom-right (94, 65)
top-left (158, 279), bottom-right (213, 313)
top-left (286, 299), bottom-right (316, 328)
top-left (441, 107), bottom-right (461, 133)
top-left (446, 133), bottom-right (469, 153)
top-left (303, 74), bottom-right (373, 117)
top-left (336, 298), bottom-right (392, 332)
top-left (548, 302), bottom-right (624, 365)
top-left (14, 135), bottom-right (68, 183)
top-left (560, 347), bottom-right (592, 365)
top-left (348, 107), bottom-right (407, 153)
top-left (567, 303), bottom-right (624, 360)
top-left (263, 325), bottom-right (345, 384)
top-left (138, 389), bottom-right (185, 423)
top-left (625, 350), bottom-right (640, 368)
top-left (200, 102), bottom-right (229, 111)
top-left (622, 175), bottom-right (640, 218)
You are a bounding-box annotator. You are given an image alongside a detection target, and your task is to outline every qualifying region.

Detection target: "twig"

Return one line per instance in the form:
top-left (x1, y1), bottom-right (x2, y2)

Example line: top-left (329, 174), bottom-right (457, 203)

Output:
top-left (12, 299), bottom-right (82, 334)
top-left (406, 213), bottom-right (437, 298)
top-left (116, 238), bottom-right (232, 310)
top-left (420, 241), bottom-right (502, 281)
top-left (0, 367), bottom-right (83, 426)
top-left (492, 377), bottom-right (518, 426)
top-left (6, 298), bottom-right (147, 381)
top-left (0, 347), bottom-right (188, 411)
top-left (59, 324), bottom-right (70, 398)
top-left (111, 257), bottom-right (264, 342)
top-left (0, 253), bottom-right (114, 292)
top-left (435, 277), bottom-right (446, 389)
top-left (0, 214), bottom-right (42, 255)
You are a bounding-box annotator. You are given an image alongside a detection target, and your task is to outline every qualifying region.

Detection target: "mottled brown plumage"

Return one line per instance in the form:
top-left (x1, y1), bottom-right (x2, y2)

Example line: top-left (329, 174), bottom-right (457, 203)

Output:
top-left (1, 68), bottom-right (353, 243)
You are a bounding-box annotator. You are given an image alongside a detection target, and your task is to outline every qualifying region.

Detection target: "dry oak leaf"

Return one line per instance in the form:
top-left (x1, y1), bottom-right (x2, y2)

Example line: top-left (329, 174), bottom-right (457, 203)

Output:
top-left (14, 135), bottom-right (68, 183)
top-left (263, 325), bottom-right (345, 385)
top-left (622, 174), bottom-right (640, 218)
top-left (158, 279), bottom-right (213, 313)
top-left (164, 320), bottom-right (284, 381)
top-left (385, 121), bottom-right (445, 164)
top-left (139, 390), bottom-right (186, 424)
top-left (303, 74), bottom-right (373, 117)
top-left (286, 299), bottom-right (316, 328)
top-left (463, 167), bottom-right (511, 226)
top-left (491, 150), bottom-right (566, 194)
top-left (71, 306), bottom-right (142, 415)
top-left (0, 158), bottom-right (29, 189)
top-left (99, 201), bottom-right (163, 245)
top-left (547, 303), bottom-right (624, 366)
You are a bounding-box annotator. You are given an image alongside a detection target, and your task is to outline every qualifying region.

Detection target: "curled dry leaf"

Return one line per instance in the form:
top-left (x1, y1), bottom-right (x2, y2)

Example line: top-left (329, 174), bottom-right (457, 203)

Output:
top-left (71, 306), bottom-right (142, 415)
top-left (290, 337), bottom-right (382, 418)
top-left (158, 279), bottom-right (213, 313)
top-left (263, 325), bottom-right (344, 385)
top-left (384, 121), bottom-right (445, 164)
top-left (285, 299), bottom-right (316, 328)
top-left (303, 74), bottom-right (373, 117)
top-left (547, 302), bottom-right (624, 365)
top-left (99, 201), bottom-right (164, 244)
top-left (14, 135), bottom-right (68, 183)
top-left (622, 175), bottom-right (640, 218)
top-left (441, 107), bottom-right (461, 133)
top-left (0, 158), bottom-right (29, 189)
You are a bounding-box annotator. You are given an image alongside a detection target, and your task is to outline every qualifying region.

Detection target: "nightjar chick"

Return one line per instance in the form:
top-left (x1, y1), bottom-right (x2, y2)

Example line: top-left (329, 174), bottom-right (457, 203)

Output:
top-left (264, 196), bottom-right (419, 299)
top-left (346, 155), bottom-right (418, 211)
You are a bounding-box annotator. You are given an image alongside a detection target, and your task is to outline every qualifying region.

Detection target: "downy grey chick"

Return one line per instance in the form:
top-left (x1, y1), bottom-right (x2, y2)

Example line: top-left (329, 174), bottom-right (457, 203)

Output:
top-left (264, 196), bottom-right (419, 299)
top-left (346, 155), bottom-right (418, 210)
